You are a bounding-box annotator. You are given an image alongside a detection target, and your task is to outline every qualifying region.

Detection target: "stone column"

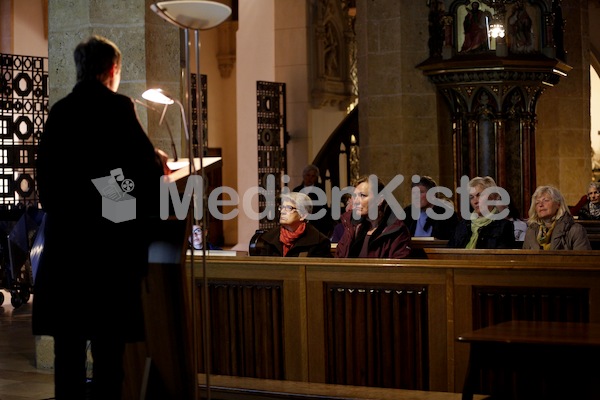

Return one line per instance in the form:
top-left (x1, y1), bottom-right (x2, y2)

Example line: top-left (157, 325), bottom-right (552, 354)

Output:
top-left (47, 0), bottom-right (180, 154)
top-left (355, 0), bottom-right (440, 204)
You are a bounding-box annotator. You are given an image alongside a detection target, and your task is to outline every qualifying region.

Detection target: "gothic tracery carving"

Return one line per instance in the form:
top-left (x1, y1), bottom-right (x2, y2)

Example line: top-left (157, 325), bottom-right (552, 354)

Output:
top-left (310, 0), bottom-right (356, 110)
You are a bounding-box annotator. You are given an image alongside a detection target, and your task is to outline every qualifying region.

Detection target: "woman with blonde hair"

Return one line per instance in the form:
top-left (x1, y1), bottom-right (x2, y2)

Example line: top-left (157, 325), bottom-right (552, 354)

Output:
top-left (523, 185), bottom-right (591, 250)
top-left (448, 176), bottom-right (515, 249)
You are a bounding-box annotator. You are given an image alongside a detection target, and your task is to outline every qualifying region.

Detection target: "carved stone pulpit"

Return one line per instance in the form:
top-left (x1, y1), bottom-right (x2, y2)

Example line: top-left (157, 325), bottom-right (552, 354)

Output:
top-left (418, 0), bottom-right (571, 214)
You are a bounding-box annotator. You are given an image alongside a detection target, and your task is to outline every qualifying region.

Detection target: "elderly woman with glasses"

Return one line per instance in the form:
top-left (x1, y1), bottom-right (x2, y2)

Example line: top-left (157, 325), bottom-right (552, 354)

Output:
top-left (253, 192), bottom-right (332, 257)
top-left (577, 181), bottom-right (600, 221)
top-left (523, 185), bottom-right (591, 250)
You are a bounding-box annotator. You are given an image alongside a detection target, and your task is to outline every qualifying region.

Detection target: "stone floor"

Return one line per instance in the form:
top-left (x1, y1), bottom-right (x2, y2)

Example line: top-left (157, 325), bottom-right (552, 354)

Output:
top-left (0, 290), bottom-right (54, 400)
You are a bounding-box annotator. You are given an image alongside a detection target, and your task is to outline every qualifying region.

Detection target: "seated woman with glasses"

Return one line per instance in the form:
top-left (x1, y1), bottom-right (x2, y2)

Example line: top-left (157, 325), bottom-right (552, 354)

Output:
top-left (253, 192), bottom-right (332, 257)
top-left (523, 185), bottom-right (591, 250)
top-left (335, 175), bottom-right (411, 259)
top-left (577, 181), bottom-right (600, 220)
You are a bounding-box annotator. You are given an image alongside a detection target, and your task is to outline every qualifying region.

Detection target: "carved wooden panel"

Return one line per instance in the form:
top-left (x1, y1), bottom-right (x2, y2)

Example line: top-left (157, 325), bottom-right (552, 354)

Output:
top-left (323, 283), bottom-right (429, 390)
top-left (196, 279), bottom-right (285, 379)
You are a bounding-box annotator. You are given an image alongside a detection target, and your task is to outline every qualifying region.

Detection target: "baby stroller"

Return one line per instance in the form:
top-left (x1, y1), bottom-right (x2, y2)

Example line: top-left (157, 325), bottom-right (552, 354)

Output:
top-left (0, 207), bottom-right (44, 308)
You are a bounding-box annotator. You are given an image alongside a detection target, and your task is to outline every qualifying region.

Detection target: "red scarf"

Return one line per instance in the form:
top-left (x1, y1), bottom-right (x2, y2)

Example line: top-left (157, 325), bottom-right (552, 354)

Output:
top-left (279, 223), bottom-right (306, 256)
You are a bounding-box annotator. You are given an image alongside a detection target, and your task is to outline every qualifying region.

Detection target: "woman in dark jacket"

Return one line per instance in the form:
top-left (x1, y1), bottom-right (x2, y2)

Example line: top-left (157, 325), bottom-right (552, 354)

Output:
top-left (335, 175), bottom-right (411, 259)
top-left (254, 192), bottom-right (332, 257)
top-left (448, 176), bottom-right (516, 249)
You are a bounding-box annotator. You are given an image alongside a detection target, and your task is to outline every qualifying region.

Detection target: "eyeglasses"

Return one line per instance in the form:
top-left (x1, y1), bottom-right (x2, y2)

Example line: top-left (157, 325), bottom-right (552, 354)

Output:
top-left (278, 205), bottom-right (297, 213)
top-left (588, 191), bottom-right (599, 196)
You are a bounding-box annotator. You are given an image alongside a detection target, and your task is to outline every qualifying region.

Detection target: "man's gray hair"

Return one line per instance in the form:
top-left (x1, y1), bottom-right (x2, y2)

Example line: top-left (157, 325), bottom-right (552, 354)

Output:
top-left (303, 164), bottom-right (320, 177)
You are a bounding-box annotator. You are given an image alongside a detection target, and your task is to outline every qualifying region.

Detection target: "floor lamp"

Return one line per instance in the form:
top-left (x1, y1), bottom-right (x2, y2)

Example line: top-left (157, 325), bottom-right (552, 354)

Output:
top-left (149, 2), bottom-right (231, 399)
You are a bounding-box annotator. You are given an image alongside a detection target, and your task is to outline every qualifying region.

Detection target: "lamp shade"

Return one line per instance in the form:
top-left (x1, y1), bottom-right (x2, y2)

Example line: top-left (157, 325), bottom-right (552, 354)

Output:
top-left (142, 89), bottom-right (175, 105)
top-left (151, 1), bottom-right (232, 30)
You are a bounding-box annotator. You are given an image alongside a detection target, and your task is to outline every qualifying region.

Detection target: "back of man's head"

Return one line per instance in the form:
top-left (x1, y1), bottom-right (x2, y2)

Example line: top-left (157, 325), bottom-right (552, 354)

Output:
top-left (74, 35), bottom-right (121, 83)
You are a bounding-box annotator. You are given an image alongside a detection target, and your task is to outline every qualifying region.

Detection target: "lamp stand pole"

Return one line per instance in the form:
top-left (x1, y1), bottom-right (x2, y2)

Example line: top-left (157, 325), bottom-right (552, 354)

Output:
top-left (184, 26), bottom-right (212, 400)
top-left (149, 3), bottom-right (231, 399)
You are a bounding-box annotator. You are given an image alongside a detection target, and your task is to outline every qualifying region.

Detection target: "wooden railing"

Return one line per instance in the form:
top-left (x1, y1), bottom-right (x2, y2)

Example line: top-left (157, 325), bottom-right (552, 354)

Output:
top-left (185, 249), bottom-right (600, 392)
top-left (126, 250), bottom-right (600, 399)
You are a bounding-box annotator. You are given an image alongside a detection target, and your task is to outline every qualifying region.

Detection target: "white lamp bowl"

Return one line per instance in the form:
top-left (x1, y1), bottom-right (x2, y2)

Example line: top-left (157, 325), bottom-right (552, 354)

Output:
top-left (151, 1), bottom-right (232, 30)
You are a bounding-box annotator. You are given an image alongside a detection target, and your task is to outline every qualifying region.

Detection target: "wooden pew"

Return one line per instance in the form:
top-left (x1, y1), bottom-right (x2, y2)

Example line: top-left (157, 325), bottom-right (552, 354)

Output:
top-left (130, 250), bottom-right (600, 399)
top-left (126, 252), bottom-right (600, 399)
top-left (458, 320), bottom-right (600, 400)
top-left (577, 219), bottom-right (600, 249)
top-left (198, 374), bottom-right (489, 400)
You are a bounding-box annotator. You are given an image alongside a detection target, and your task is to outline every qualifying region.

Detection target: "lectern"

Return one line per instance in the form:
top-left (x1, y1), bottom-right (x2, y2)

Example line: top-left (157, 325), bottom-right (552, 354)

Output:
top-left (122, 156), bottom-right (222, 400)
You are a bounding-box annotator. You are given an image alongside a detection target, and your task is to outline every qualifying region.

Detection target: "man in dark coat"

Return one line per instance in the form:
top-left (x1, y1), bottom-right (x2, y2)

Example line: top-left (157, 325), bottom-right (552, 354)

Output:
top-left (403, 176), bottom-right (458, 240)
top-left (33, 35), bottom-right (168, 399)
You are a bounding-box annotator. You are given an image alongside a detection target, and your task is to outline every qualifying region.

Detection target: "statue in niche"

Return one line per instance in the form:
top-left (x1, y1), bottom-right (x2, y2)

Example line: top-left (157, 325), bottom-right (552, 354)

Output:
top-left (508, 0), bottom-right (534, 54)
top-left (427, 0), bottom-right (446, 57)
top-left (507, 91), bottom-right (524, 118)
top-left (323, 22), bottom-right (340, 77)
top-left (460, 2), bottom-right (492, 53)
top-left (476, 92), bottom-right (494, 119)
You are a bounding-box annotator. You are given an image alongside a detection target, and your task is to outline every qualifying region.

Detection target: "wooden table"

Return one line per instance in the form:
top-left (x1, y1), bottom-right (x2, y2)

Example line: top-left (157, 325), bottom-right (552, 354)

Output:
top-left (458, 320), bottom-right (600, 400)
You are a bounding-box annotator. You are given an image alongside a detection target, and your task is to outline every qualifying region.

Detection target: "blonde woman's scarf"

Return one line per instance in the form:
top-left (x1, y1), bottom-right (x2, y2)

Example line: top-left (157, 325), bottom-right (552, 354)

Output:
top-left (536, 219), bottom-right (557, 250)
top-left (465, 211), bottom-right (494, 249)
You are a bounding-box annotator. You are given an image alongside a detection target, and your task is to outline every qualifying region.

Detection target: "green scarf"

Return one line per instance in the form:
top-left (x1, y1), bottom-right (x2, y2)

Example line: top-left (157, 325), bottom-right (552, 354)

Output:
top-left (466, 211), bottom-right (494, 249)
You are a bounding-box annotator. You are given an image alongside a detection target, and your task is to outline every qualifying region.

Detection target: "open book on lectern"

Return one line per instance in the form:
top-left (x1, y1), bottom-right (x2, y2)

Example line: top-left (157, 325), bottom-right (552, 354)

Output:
top-left (165, 157), bottom-right (222, 183)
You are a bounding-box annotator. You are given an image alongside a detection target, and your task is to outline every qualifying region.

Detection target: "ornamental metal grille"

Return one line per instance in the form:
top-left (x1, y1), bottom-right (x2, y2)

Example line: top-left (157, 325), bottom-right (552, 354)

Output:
top-left (257, 81), bottom-right (286, 231)
top-left (0, 54), bottom-right (48, 210)
top-left (191, 73), bottom-right (208, 156)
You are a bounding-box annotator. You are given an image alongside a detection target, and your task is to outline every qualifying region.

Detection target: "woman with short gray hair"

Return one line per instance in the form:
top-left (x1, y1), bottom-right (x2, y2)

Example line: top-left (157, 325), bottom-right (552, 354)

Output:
top-left (253, 192), bottom-right (332, 257)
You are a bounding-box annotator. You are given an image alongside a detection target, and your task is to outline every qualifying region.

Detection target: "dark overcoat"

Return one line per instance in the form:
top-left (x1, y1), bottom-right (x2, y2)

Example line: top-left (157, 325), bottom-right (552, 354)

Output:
top-left (33, 80), bottom-right (164, 341)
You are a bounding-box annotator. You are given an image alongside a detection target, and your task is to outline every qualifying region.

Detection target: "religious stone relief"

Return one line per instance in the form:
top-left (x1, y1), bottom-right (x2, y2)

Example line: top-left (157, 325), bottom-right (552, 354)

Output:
top-left (310, 0), bottom-right (357, 110)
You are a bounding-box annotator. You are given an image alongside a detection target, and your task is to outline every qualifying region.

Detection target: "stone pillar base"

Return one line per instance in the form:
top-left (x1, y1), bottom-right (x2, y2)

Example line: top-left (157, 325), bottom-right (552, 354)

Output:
top-left (35, 335), bottom-right (54, 370)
